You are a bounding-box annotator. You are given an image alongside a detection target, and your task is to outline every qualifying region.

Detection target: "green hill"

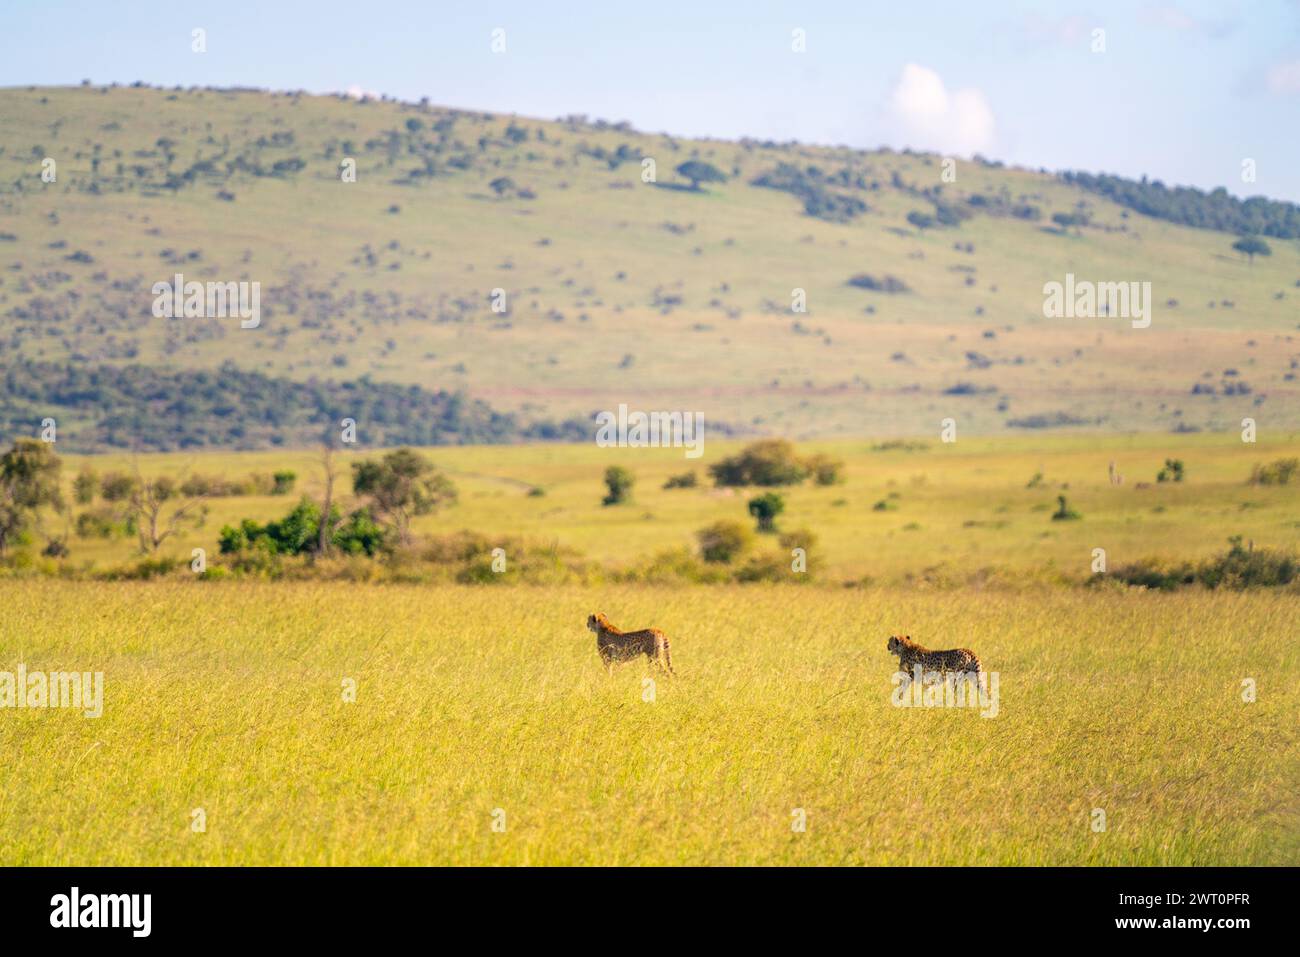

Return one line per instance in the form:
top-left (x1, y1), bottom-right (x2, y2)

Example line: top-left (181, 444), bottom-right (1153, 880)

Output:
top-left (2, 83), bottom-right (1298, 449)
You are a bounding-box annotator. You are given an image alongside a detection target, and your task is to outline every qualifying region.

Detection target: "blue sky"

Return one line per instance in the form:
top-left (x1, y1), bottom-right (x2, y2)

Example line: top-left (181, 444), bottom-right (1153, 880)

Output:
top-left (3, 0), bottom-right (1299, 200)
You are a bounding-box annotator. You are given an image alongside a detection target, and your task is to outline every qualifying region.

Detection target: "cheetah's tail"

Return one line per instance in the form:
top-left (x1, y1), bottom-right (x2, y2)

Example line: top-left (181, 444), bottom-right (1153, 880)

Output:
top-left (662, 636), bottom-right (675, 676)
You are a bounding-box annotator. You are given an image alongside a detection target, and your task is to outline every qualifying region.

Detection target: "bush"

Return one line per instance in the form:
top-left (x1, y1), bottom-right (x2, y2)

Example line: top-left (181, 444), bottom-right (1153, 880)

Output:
top-left (332, 508), bottom-right (387, 556)
top-left (847, 273), bottom-right (911, 293)
top-left (1156, 458), bottom-right (1185, 483)
top-left (1198, 536), bottom-right (1297, 589)
top-left (696, 520), bottom-right (754, 563)
top-left (99, 471), bottom-right (136, 501)
top-left (1104, 537), bottom-right (1298, 591)
top-left (272, 470), bottom-right (297, 495)
top-left (1248, 458), bottom-right (1298, 485)
top-left (803, 454), bottom-right (844, 486)
top-left (180, 473), bottom-right (254, 497)
top-left (1051, 495), bottom-right (1081, 521)
top-left (663, 470), bottom-right (698, 489)
top-left (1103, 558), bottom-right (1196, 591)
top-left (778, 527), bottom-right (819, 553)
top-left (710, 440), bottom-right (807, 487)
top-left (219, 499), bottom-right (388, 559)
top-left (733, 552), bottom-right (794, 582)
top-left (73, 467), bottom-right (97, 504)
top-left (75, 507), bottom-right (128, 540)
top-left (748, 492), bottom-right (786, 532)
top-left (602, 466), bottom-right (634, 505)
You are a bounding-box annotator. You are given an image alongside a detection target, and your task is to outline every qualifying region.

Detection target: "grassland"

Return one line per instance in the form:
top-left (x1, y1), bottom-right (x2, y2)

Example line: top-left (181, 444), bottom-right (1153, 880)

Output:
top-left (3, 85), bottom-right (1299, 441)
top-left (1, 580), bottom-right (1295, 865)
top-left (1, 433), bottom-right (1297, 865)
top-left (38, 431), bottom-right (1300, 584)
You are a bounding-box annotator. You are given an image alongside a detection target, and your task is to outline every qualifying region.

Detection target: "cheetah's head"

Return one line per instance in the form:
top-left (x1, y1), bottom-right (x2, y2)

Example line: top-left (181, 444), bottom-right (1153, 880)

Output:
top-left (587, 613), bottom-right (606, 633)
top-left (887, 635), bottom-right (900, 654)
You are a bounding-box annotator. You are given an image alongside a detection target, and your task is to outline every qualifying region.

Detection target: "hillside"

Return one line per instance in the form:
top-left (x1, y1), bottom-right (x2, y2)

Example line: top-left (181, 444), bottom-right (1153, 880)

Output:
top-left (2, 84), bottom-right (1299, 449)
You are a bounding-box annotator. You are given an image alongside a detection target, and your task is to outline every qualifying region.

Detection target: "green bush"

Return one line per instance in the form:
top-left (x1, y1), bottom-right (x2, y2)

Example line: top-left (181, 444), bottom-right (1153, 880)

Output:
top-left (73, 467), bottom-right (97, 504)
top-left (75, 507), bottom-right (128, 540)
top-left (710, 440), bottom-right (807, 487)
top-left (696, 520), bottom-right (754, 563)
top-left (1103, 559), bottom-right (1195, 591)
top-left (1156, 458), bottom-right (1185, 483)
top-left (1104, 537), bottom-right (1298, 591)
top-left (271, 470), bottom-right (297, 495)
top-left (602, 465), bottom-right (634, 505)
top-left (748, 492), bottom-right (786, 532)
top-left (1051, 495), bottom-right (1081, 521)
top-left (1197, 536), bottom-right (1297, 589)
top-left (219, 499), bottom-right (388, 559)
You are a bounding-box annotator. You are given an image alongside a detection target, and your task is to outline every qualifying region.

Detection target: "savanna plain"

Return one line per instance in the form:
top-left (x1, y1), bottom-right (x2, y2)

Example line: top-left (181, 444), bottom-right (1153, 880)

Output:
top-left (1, 434), bottom-right (1296, 865)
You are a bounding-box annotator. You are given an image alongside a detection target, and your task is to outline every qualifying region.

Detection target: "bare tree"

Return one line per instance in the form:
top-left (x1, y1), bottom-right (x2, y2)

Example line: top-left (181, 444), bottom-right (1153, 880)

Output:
top-left (127, 465), bottom-right (207, 554)
top-left (315, 443), bottom-right (340, 558)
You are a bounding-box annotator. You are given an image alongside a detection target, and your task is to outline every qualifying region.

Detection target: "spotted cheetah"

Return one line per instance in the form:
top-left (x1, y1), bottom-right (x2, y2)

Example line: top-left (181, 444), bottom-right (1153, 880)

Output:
top-left (587, 612), bottom-right (675, 676)
top-left (887, 634), bottom-right (981, 684)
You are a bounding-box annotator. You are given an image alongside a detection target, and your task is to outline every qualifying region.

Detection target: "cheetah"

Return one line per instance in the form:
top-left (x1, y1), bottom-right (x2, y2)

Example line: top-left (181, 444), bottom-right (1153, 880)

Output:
top-left (887, 634), bottom-right (981, 685)
top-left (587, 612), bottom-right (675, 676)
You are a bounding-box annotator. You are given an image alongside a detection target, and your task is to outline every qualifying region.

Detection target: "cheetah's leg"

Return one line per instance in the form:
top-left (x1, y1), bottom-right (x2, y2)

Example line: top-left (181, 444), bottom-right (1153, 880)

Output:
top-left (659, 636), bottom-right (675, 676)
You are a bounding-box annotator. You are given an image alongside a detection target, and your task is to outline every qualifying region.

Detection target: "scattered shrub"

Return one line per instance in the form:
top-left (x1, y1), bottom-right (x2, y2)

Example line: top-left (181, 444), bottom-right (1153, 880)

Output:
top-left (1156, 458), bottom-right (1185, 483)
top-left (602, 465), bottom-right (634, 505)
top-left (696, 520), bottom-right (755, 563)
top-left (663, 470), bottom-right (698, 490)
top-left (272, 470), bottom-right (297, 495)
top-left (1107, 537), bottom-right (1298, 591)
top-left (73, 467), bottom-right (97, 504)
top-left (847, 273), bottom-right (911, 293)
top-left (1051, 495), bottom-right (1081, 521)
top-left (803, 454), bottom-right (844, 486)
top-left (1248, 458), bottom-right (1298, 485)
top-left (1198, 536), bottom-right (1297, 589)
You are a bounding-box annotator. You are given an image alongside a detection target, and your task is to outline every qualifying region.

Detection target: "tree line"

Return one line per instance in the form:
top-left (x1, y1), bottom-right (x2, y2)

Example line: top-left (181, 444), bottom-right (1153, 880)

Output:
top-left (1060, 171), bottom-right (1300, 239)
top-left (0, 359), bottom-right (588, 452)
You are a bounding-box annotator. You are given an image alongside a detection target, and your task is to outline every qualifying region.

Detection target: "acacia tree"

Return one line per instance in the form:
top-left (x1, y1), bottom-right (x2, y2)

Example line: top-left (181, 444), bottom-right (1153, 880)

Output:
top-left (351, 448), bottom-right (456, 545)
top-left (0, 439), bottom-right (64, 556)
top-left (675, 160), bottom-right (726, 191)
top-left (1232, 236), bottom-right (1271, 265)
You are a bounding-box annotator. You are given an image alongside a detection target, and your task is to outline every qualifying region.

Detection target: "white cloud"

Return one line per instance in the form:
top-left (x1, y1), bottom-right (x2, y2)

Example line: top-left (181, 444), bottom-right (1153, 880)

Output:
top-left (886, 64), bottom-right (996, 157)
top-left (1266, 60), bottom-right (1300, 95)
top-left (344, 84), bottom-right (380, 101)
